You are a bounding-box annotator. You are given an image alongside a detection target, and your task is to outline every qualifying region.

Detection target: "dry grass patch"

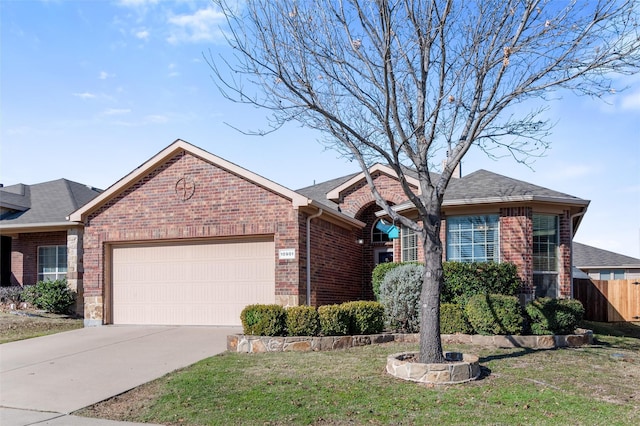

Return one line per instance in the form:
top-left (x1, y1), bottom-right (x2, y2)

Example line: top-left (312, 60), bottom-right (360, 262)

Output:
top-left (0, 309), bottom-right (83, 343)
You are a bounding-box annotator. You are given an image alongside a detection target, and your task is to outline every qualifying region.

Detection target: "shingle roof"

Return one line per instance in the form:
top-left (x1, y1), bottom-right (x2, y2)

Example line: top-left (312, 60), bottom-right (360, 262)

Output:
top-left (296, 168), bottom-right (588, 212)
top-left (573, 242), bottom-right (640, 268)
top-left (444, 169), bottom-right (586, 204)
top-left (0, 179), bottom-right (102, 226)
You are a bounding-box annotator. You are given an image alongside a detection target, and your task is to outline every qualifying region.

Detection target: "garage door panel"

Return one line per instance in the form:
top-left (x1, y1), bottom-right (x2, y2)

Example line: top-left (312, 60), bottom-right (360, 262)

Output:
top-left (111, 239), bottom-right (275, 326)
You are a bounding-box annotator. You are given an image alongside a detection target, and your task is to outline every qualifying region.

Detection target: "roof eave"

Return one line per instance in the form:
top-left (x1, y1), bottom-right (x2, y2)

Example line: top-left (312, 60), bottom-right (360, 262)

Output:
top-left (0, 221), bottom-right (82, 235)
top-left (70, 139), bottom-right (310, 222)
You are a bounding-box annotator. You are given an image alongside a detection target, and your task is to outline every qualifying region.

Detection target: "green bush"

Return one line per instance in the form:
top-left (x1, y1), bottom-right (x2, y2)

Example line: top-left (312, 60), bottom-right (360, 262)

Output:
top-left (285, 305), bottom-right (320, 336)
top-left (525, 298), bottom-right (585, 335)
top-left (318, 304), bottom-right (351, 336)
top-left (0, 285), bottom-right (27, 305)
top-left (378, 263), bottom-right (423, 333)
top-left (22, 279), bottom-right (75, 314)
top-left (442, 261), bottom-right (521, 305)
top-left (342, 301), bottom-right (385, 335)
top-left (440, 303), bottom-right (474, 334)
top-left (240, 304), bottom-right (286, 336)
top-left (372, 261), bottom-right (420, 300)
top-left (465, 294), bottom-right (525, 335)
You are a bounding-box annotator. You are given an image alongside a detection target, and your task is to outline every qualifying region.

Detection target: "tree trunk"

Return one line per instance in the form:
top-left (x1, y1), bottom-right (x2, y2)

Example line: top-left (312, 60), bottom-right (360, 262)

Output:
top-left (418, 203), bottom-right (446, 364)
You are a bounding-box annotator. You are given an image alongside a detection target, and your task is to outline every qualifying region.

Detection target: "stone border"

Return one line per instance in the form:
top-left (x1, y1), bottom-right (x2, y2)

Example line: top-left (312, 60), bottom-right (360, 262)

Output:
top-left (227, 329), bottom-right (593, 353)
top-left (386, 351), bottom-right (481, 384)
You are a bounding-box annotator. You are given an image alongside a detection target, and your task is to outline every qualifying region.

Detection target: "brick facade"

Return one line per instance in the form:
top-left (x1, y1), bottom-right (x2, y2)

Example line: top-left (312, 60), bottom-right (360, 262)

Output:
top-left (10, 231), bottom-right (67, 286)
top-left (81, 151), bottom-right (366, 324)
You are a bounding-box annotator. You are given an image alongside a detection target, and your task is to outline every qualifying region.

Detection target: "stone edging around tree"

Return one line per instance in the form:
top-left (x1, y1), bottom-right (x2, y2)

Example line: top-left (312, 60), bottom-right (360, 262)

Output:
top-left (227, 328), bottom-right (593, 353)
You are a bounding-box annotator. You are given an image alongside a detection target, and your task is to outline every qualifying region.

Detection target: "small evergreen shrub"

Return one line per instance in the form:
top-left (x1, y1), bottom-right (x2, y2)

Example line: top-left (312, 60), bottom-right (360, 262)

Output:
top-left (442, 261), bottom-right (521, 305)
top-left (372, 262), bottom-right (399, 300)
top-left (285, 305), bottom-right (320, 336)
top-left (526, 298), bottom-right (585, 335)
top-left (0, 285), bottom-right (26, 305)
top-left (342, 301), bottom-right (385, 335)
top-left (240, 304), bottom-right (286, 336)
top-left (22, 279), bottom-right (75, 314)
top-left (318, 304), bottom-right (351, 336)
top-left (440, 303), bottom-right (474, 334)
top-left (378, 263), bottom-right (424, 333)
top-left (465, 294), bottom-right (525, 335)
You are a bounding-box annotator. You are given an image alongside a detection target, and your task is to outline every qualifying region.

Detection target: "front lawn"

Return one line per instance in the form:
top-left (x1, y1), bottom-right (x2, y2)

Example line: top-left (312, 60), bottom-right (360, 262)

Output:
top-left (0, 309), bottom-right (83, 344)
top-left (77, 324), bottom-right (640, 425)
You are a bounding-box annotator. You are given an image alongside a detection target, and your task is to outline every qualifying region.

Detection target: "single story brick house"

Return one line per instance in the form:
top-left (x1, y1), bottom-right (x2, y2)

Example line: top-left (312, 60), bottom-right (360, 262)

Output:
top-left (67, 140), bottom-right (589, 326)
top-left (0, 179), bottom-right (102, 312)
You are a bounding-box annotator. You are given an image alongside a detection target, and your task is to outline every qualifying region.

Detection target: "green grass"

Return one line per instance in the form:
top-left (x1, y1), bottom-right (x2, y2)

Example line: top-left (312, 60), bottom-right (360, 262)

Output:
top-left (79, 323), bottom-right (640, 425)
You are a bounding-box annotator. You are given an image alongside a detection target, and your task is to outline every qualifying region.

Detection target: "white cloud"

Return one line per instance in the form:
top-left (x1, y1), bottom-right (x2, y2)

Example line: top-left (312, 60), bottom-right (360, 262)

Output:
top-left (167, 7), bottom-right (225, 44)
top-left (102, 108), bottom-right (131, 116)
top-left (73, 92), bottom-right (97, 99)
top-left (135, 29), bottom-right (150, 40)
top-left (117, 0), bottom-right (158, 7)
top-left (99, 71), bottom-right (114, 80)
top-left (620, 90), bottom-right (640, 111)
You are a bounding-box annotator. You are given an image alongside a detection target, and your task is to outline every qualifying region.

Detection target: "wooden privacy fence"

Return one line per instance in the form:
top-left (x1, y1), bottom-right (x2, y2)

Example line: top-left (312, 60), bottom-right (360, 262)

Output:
top-left (573, 279), bottom-right (640, 322)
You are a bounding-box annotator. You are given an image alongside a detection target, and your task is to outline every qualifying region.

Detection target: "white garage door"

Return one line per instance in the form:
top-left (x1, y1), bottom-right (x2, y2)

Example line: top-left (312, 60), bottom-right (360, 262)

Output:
top-left (111, 239), bottom-right (275, 326)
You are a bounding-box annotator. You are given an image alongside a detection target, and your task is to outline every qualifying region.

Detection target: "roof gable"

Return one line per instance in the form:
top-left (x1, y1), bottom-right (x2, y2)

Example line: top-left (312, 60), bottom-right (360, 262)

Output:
top-left (69, 140), bottom-right (363, 230)
top-left (325, 164), bottom-right (420, 201)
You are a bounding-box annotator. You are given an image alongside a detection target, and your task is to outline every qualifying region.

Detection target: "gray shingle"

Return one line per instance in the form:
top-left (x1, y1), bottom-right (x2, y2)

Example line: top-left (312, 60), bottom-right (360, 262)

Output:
top-left (573, 242), bottom-right (640, 268)
top-left (0, 179), bottom-right (102, 225)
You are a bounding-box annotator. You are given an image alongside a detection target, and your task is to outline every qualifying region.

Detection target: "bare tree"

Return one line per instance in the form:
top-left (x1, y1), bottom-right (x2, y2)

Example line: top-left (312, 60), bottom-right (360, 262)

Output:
top-left (209, 0), bottom-right (640, 363)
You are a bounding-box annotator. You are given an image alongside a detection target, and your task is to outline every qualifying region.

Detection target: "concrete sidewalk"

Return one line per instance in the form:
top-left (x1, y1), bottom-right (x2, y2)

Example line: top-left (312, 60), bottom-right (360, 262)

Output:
top-left (0, 325), bottom-right (239, 425)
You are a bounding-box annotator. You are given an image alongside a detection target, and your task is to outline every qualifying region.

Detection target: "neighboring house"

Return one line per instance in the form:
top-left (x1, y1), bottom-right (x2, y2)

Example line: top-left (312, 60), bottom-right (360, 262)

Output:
top-left (69, 140), bottom-right (589, 327)
top-left (0, 179), bottom-right (102, 311)
top-left (573, 242), bottom-right (640, 280)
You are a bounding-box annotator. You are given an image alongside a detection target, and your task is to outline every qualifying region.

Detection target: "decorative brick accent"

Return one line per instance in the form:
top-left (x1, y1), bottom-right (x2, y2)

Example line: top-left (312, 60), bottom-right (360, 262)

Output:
top-left (500, 207), bottom-right (533, 293)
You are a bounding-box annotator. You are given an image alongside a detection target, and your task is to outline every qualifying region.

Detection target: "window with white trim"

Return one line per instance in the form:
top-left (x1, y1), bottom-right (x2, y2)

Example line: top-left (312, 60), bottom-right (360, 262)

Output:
top-left (446, 215), bottom-right (499, 262)
top-left (372, 219), bottom-right (391, 243)
top-left (533, 214), bottom-right (558, 297)
top-left (38, 245), bottom-right (67, 281)
top-left (401, 226), bottom-right (419, 262)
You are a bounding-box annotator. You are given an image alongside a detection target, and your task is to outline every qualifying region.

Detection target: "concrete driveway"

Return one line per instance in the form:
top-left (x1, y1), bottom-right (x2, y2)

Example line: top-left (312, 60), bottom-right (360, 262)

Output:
top-left (0, 325), bottom-right (239, 425)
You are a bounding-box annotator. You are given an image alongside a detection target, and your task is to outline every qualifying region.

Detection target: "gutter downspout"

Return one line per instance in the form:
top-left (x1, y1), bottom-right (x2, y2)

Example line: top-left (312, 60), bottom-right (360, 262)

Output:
top-left (569, 209), bottom-right (587, 299)
top-left (306, 209), bottom-right (323, 306)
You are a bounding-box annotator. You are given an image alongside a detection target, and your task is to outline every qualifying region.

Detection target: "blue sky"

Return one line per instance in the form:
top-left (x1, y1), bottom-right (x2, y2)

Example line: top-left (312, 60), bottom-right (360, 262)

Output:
top-left (1, 0), bottom-right (639, 258)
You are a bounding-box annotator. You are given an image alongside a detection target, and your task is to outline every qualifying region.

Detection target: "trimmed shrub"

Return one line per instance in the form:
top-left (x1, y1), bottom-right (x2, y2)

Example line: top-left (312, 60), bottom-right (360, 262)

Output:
top-left (378, 263), bottom-right (424, 333)
top-left (465, 294), bottom-right (525, 335)
top-left (372, 261), bottom-right (420, 300)
top-left (440, 303), bottom-right (474, 334)
top-left (342, 301), bottom-right (385, 335)
top-left (318, 304), bottom-right (351, 336)
top-left (240, 304), bottom-right (286, 336)
top-left (22, 280), bottom-right (75, 314)
top-left (442, 261), bottom-right (521, 305)
top-left (286, 305), bottom-right (320, 336)
top-left (526, 298), bottom-right (585, 335)
top-left (0, 285), bottom-right (27, 305)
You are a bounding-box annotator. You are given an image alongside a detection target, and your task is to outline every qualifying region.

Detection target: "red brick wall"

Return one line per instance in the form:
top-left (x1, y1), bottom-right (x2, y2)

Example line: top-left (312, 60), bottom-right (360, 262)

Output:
top-left (500, 207), bottom-right (533, 293)
top-left (82, 152), bottom-right (301, 309)
top-left (307, 216), bottom-right (363, 306)
top-left (340, 171), bottom-right (414, 216)
top-left (10, 231), bottom-right (67, 286)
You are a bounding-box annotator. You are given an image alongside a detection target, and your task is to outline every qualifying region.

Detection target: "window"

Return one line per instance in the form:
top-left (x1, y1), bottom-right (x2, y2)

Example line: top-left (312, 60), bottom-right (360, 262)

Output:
top-left (446, 215), bottom-right (499, 262)
top-left (372, 219), bottom-right (391, 243)
top-left (613, 270), bottom-right (625, 280)
top-left (38, 245), bottom-right (67, 281)
top-left (600, 270), bottom-right (626, 280)
top-left (401, 226), bottom-right (419, 262)
top-left (533, 214), bottom-right (558, 297)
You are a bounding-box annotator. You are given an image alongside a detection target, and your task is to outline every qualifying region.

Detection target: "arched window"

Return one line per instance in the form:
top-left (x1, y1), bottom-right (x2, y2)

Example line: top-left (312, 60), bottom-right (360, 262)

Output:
top-left (372, 219), bottom-right (391, 242)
